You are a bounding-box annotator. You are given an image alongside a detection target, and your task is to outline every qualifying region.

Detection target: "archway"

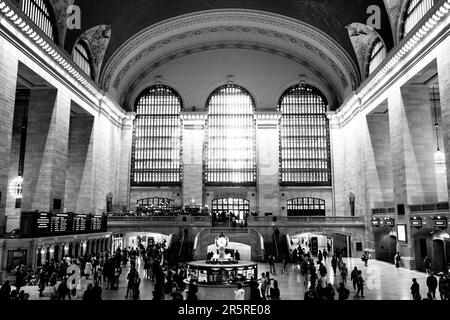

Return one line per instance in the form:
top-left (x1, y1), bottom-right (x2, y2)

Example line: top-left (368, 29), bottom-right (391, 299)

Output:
top-left (288, 232), bottom-right (352, 258)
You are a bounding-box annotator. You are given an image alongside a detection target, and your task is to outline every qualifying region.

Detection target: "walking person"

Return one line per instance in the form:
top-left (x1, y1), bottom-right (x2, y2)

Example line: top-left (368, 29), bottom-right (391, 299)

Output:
top-left (259, 273), bottom-right (268, 300)
top-left (424, 256), bottom-right (432, 274)
top-left (281, 255), bottom-right (288, 275)
top-left (323, 249), bottom-right (328, 263)
top-left (341, 263), bottom-right (349, 285)
top-left (317, 250), bottom-right (323, 264)
top-left (394, 252), bottom-right (401, 268)
top-left (411, 278), bottom-right (421, 300)
top-left (270, 280), bottom-right (281, 300)
top-left (426, 273), bottom-right (438, 299)
top-left (84, 260), bottom-right (93, 280)
top-left (351, 267), bottom-right (359, 291)
top-left (269, 255), bottom-right (276, 275)
top-left (331, 255), bottom-right (338, 275)
top-left (356, 271), bottom-right (365, 298)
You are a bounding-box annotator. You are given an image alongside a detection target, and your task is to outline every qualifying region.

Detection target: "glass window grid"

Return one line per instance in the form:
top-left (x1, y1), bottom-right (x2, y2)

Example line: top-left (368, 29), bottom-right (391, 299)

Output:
top-left (73, 43), bottom-right (92, 78)
top-left (279, 85), bottom-right (332, 186)
top-left (21, 0), bottom-right (55, 41)
top-left (205, 85), bottom-right (257, 186)
top-left (368, 40), bottom-right (387, 75)
top-left (287, 198), bottom-right (326, 217)
top-left (131, 85), bottom-right (183, 186)
top-left (212, 198), bottom-right (250, 219)
top-left (404, 0), bottom-right (435, 37)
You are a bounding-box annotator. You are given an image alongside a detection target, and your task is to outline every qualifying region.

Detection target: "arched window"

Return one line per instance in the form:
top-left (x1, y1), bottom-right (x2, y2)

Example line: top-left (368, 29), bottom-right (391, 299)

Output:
top-left (73, 42), bottom-right (93, 78)
top-left (205, 85), bottom-right (256, 185)
top-left (21, 0), bottom-right (57, 41)
top-left (131, 85), bottom-right (183, 186)
top-left (287, 198), bottom-right (326, 217)
top-left (368, 40), bottom-right (387, 75)
top-left (403, 0), bottom-right (435, 37)
top-left (279, 85), bottom-right (331, 186)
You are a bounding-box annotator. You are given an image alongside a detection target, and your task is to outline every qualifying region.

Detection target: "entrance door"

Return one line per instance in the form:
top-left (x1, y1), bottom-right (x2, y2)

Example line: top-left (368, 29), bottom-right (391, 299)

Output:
top-left (212, 198), bottom-right (250, 226)
top-left (433, 240), bottom-right (446, 273)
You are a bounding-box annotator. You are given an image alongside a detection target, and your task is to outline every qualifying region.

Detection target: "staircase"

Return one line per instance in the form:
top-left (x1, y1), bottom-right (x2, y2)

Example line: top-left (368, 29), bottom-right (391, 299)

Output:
top-left (264, 234), bottom-right (290, 262)
top-left (167, 232), bottom-right (194, 264)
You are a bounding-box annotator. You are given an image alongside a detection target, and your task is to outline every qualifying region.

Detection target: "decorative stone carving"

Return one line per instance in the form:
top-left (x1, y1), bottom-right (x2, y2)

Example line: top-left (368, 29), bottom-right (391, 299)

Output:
top-left (346, 23), bottom-right (383, 80)
top-left (78, 25), bottom-right (112, 82)
top-left (48, 0), bottom-right (74, 46)
top-left (383, 0), bottom-right (404, 42)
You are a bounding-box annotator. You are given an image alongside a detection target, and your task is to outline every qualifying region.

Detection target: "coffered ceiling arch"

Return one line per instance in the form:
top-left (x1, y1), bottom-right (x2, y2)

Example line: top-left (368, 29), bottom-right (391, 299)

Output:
top-left (100, 10), bottom-right (361, 110)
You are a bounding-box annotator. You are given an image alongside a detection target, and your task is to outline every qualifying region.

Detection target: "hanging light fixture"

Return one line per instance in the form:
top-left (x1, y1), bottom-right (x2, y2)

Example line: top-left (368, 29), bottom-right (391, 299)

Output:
top-left (432, 86), bottom-right (446, 171)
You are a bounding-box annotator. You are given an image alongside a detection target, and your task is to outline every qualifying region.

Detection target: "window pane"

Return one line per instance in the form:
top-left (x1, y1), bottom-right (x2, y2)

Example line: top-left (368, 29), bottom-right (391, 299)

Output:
top-left (131, 85), bottom-right (182, 185)
top-left (73, 43), bottom-right (92, 78)
top-left (21, 0), bottom-right (55, 41)
top-left (279, 85), bottom-right (331, 186)
top-left (404, 0), bottom-right (435, 36)
top-left (205, 85), bottom-right (256, 185)
top-left (287, 198), bottom-right (326, 217)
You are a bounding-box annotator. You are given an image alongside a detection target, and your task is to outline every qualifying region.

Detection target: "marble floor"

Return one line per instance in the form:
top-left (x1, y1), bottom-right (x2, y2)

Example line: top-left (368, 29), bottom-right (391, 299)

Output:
top-left (13, 258), bottom-right (432, 301)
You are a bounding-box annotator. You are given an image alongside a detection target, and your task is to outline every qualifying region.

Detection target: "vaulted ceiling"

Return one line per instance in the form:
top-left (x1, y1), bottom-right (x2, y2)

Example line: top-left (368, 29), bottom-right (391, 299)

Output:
top-left (66, 0), bottom-right (394, 64)
top-left (56, 0), bottom-right (398, 110)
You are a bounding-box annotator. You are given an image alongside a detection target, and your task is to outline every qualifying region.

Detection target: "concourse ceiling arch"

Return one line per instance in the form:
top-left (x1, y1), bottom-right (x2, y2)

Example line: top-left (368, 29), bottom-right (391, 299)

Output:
top-left (97, 10), bottom-right (362, 110)
top-left (62, 1), bottom-right (397, 110)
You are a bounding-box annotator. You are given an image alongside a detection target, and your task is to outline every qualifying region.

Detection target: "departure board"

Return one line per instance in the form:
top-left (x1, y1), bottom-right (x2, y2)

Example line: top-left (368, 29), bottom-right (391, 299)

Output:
top-left (20, 211), bottom-right (107, 238)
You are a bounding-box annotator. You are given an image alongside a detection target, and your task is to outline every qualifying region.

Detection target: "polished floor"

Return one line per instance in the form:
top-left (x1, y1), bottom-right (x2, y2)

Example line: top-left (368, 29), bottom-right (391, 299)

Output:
top-left (14, 258), bottom-right (431, 300)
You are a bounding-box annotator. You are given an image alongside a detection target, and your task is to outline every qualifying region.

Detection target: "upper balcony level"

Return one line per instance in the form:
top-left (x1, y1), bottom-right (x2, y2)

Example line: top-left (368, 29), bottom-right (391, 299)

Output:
top-left (107, 214), bottom-right (365, 229)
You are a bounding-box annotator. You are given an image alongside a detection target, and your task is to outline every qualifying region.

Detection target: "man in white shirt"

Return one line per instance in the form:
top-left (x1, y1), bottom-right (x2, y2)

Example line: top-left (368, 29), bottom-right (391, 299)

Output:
top-left (234, 283), bottom-right (246, 300)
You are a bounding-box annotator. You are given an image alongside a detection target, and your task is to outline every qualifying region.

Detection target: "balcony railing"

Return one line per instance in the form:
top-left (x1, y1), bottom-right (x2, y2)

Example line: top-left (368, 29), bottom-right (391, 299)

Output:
top-left (247, 216), bottom-right (365, 226)
top-left (108, 215), bottom-right (212, 226)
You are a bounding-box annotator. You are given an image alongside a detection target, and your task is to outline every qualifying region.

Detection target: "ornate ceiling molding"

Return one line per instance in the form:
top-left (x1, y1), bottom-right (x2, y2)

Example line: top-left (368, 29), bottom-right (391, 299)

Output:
top-left (100, 9), bottom-right (360, 101)
top-left (121, 41), bottom-right (341, 110)
top-left (78, 24), bottom-right (112, 83)
top-left (346, 23), bottom-right (383, 80)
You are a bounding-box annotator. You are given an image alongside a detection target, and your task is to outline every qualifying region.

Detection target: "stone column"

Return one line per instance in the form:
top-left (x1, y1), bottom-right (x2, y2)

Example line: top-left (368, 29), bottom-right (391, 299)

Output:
top-left (388, 85), bottom-right (437, 269)
top-left (437, 35), bottom-right (450, 202)
top-left (181, 112), bottom-right (207, 207)
top-left (0, 38), bottom-right (19, 233)
top-left (255, 112), bottom-right (280, 216)
top-left (328, 112), bottom-right (342, 217)
top-left (116, 113), bottom-right (136, 211)
top-left (20, 89), bottom-right (71, 218)
top-left (64, 114), bottom-right (95, 213)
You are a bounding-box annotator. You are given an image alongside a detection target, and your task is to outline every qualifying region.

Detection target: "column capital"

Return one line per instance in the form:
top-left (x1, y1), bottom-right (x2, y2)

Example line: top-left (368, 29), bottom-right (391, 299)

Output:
top-left (122, 112), bottom-right (136, 129)
top-left (326, 111), bottom-right (341, 128)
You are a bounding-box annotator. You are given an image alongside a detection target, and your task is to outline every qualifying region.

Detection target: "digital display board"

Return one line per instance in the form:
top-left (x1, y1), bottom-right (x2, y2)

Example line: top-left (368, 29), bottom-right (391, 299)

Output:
top-left (20, 212), bottom-right (107, 238)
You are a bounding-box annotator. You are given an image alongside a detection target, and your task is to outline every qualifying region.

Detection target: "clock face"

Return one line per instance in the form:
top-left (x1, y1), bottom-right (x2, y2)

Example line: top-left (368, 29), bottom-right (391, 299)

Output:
top-left (217, 237), bottom-right (227, 247)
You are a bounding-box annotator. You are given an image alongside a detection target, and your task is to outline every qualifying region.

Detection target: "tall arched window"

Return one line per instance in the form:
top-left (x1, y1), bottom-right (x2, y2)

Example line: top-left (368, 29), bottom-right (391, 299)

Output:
top-left (403, 0), bottom-right (435, 37)
top-left (205, 85), bottom-right (256, 185)
top-left (21, 0), bottom-right (57, 41)
top-left (368, 40), bottom-right (386, 75)
top-left (279, 84), bottom-right (331, 186)
top-left (72, 42), bottom-right (93, 78)
top-left (131, 85), bottom-right (183, 186)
